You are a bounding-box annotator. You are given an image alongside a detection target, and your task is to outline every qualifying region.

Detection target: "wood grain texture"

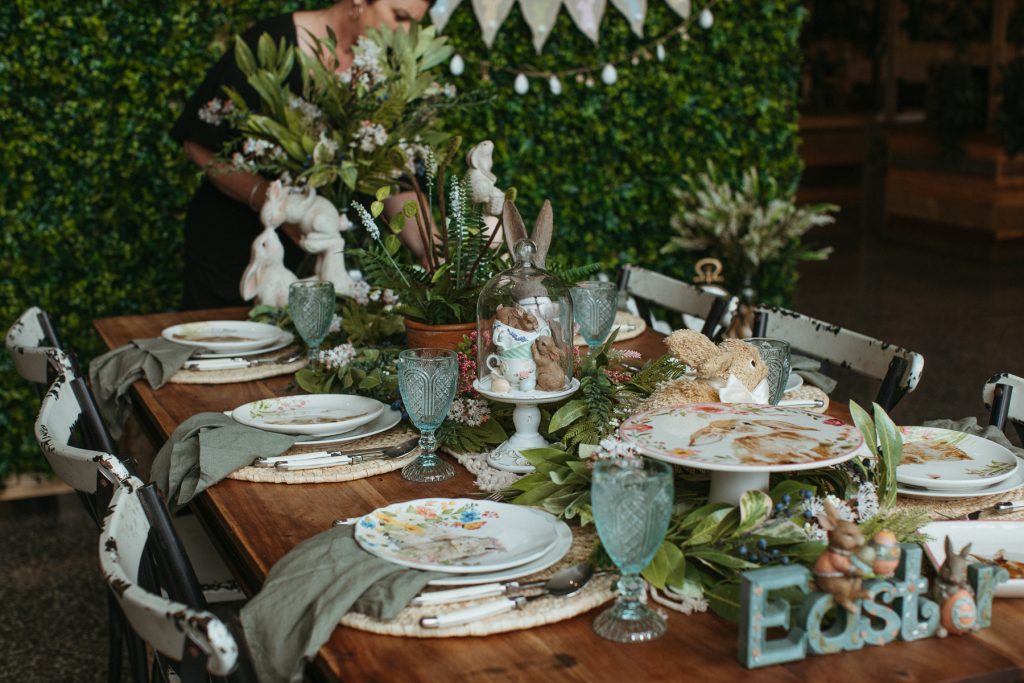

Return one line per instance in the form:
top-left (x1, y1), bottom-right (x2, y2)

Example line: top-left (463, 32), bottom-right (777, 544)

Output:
top-left (94, 309), bottom-right (1024, 683)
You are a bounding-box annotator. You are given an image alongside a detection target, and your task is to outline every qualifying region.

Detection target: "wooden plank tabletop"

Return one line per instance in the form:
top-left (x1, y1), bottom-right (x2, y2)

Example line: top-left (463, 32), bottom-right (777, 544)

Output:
top-left (95, 308), bottom-right (1024, 683)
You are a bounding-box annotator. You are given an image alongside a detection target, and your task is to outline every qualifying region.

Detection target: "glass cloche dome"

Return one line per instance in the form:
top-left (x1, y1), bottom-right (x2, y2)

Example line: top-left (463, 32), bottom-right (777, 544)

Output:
top-left (475, 239), bottom-right (575, 397)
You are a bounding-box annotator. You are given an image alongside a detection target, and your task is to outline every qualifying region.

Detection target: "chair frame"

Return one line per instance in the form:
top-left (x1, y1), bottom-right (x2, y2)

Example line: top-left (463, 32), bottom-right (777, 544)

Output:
top-left (617, 264), bottom-right (736, 339)
top-left (983, 373), bottom-right (1024, 444)
top-left (752, 304), bottom-right (924, 412)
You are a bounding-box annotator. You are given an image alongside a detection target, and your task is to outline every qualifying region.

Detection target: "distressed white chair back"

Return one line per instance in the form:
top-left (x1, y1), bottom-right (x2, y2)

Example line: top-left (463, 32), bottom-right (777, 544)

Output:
top-left (35, 372), bottom-right (132, 494)
top-left (6, 306), bottom-right (52, 383)
top-left (983, 372), bottom-right (1024, 442)
top-left (754, 304), bottom-right (924, 411)
top-left (618, 264), bottom-right (737, 338)
top-left (99, 482), bottom-right (240, 677)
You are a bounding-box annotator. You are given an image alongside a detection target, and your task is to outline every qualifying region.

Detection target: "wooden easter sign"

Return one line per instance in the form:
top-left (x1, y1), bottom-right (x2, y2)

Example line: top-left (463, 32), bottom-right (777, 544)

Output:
top-left (738, 544), bottom-right (1009, 669)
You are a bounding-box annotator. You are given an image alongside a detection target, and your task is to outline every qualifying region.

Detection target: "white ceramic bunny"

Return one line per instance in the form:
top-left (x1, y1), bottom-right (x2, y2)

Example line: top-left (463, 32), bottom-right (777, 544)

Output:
top-left (300, 229), bottom-right (357, 297)
top-left (466, 140), bottom-right (506, 217)
top-left (240, 226), bottom-right (297, 307)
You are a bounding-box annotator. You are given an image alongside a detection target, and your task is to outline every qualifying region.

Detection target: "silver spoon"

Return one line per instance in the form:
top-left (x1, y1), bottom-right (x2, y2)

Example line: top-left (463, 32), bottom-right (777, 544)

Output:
top-left (274, 438), bottom-right (419, 470)
top-left (419, 563), bottom-right (598, 628)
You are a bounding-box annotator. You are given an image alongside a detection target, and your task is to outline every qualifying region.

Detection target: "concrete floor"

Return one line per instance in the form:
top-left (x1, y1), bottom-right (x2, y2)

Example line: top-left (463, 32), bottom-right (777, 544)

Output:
top-left (2, 230), bottom-right (1022, 681)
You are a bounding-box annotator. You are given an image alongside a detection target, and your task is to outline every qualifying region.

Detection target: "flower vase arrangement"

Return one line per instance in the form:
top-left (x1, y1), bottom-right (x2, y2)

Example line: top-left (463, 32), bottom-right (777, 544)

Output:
top-left (662, 163), bottom-right (838, 337)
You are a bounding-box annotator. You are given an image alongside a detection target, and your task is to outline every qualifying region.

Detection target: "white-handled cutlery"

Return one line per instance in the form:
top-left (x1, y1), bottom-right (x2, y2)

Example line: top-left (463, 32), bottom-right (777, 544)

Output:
top-left (253, 437), bottom-right (419, 470)
top-left (185, 350), bottom-right (303, 371)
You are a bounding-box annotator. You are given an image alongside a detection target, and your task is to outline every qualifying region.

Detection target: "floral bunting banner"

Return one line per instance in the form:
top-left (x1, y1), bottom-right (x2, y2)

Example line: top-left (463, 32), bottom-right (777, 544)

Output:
top-left (520, 0), bottom-right (564, 53)
top-left (610, 0), bottom-right (648, 37)
top-left (429, 0), bottom-right (465, 31)
top-left (563, 0), bottom-right (607, 43)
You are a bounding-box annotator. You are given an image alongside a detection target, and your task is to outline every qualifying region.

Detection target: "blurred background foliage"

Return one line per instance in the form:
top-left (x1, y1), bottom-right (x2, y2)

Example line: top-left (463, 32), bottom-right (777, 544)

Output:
top-left (0, 1), bottom-right (804, 477)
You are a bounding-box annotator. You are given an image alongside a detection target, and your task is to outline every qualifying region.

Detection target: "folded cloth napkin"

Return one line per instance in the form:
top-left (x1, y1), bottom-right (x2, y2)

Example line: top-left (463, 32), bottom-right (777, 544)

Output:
top-left (922, 416), bottom-right (1024, 459)
top-left (791, 354), bottom-right (838, 395)
top-left (88, 338), bottom-right (196, 440)
top-left (240, 523), bottom-right (445, 683)
top-left (711, 375), bottom-right (771, 404)
top-left (150, 412), bottom-right (299, 512)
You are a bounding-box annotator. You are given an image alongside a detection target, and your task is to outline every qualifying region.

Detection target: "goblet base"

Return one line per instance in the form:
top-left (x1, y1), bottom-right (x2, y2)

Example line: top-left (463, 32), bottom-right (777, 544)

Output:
top-left (402, 455), bottom-right (455, 483)
top-left (592, 600), bottom-right (667, 643)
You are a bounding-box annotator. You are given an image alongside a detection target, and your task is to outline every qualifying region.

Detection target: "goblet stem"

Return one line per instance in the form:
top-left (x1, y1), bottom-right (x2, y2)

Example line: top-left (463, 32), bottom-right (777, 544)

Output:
top-left (616, 573), bottom-right (646, 615)
top-left (306, 343), bottom-right (320, 364)
top-left (419, 431), bottom-right (437, 458)
top-left (402, 430), bottom-right (454, 483)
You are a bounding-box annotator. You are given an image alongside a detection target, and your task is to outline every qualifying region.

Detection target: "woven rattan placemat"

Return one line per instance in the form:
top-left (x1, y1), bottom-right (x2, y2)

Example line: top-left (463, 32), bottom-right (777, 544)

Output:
top-left (341, 526), bottom-right (616, 637)
top-left (896, 482), bottom-right (1024, 520)
top-left (228, 427), bottom-right (419, 484)
top-left (170, 346), bottom-right (307, 385)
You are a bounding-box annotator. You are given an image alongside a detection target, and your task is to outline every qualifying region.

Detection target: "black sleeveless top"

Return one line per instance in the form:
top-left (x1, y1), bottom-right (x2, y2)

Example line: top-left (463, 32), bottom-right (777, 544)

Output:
top-left (172, 14), bottom-right (304, 309)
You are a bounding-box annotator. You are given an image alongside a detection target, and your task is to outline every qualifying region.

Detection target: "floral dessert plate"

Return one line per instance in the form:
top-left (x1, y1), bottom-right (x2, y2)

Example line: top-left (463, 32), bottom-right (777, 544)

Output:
top-left (619, 403), bottom-right (865, 473)
top-left (231, 394), bottom-right (386, 436)
top-left (896, 469), bottom-right (1024, 499)
top-left (427, 511), bottom-right (572, 586)
top-left (162, 320), bottom-right (283, 353)
top-left (296, 409), bottom-right (402, 445)
top-left (896, 426), bottom-right (1020, 491)
top-left (354, 498), bottom-right (561, 573)
top-left (191, 331), bottom-right (294, 359)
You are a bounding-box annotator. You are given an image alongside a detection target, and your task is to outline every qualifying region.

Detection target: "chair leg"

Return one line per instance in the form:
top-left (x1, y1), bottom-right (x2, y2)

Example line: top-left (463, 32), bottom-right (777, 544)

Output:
top-left (126, 625), bottom-right (150, 682)
top-left (989, 384), bottom-right (1012, 431)
top-left (107, 593), bottom-right (123, 683)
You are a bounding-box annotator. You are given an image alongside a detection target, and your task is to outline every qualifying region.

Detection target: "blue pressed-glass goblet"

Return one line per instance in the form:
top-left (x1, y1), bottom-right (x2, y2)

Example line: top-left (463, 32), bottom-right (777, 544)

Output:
top-left (397, 348), bottom-right (458, 483)
top-left (288, 281), bottom-right (335, 363)
top-left (743, 337), bottom-right (792, 405)
top-left (591, 457), bottom-right (674, 642)
top-left (571, 281), bottom-right (618, 350)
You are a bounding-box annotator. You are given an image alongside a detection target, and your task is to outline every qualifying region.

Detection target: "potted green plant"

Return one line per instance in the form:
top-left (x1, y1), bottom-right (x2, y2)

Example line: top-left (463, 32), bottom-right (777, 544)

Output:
top-left (349, 137), bottom-right (512, 349)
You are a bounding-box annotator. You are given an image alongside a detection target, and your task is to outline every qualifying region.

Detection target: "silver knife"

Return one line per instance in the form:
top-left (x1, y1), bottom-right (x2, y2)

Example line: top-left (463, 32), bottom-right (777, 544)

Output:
top-left (252, 444), bottom-right (389, 467)
top-left (965, 500), bottom-right (1024, 520)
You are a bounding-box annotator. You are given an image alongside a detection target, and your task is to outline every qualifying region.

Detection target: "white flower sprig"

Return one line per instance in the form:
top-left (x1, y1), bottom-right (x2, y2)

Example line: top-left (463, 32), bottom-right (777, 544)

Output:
top-left (352, 202), bottom-right (409, 287)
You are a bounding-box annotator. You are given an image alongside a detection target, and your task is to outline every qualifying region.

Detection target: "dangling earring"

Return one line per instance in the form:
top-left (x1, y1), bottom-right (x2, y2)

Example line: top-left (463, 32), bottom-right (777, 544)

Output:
top-left (349, 0), bottom-right (364, 20)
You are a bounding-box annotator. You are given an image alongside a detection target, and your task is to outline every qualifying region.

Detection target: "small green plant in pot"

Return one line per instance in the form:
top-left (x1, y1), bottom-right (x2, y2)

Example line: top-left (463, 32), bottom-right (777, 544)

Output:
top-left (662, 163), bottom-right (837, 335)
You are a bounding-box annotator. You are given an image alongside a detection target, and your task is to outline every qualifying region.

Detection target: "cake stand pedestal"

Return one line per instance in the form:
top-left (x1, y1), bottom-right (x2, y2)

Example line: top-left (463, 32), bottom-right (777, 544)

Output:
top-left (473, 378), bottom-right (581, 473)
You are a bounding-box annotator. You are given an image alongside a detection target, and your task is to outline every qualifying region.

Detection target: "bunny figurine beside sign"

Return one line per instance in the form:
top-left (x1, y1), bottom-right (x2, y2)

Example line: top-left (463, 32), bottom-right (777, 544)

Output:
top-left (932, 536), bottom-right (979, 637)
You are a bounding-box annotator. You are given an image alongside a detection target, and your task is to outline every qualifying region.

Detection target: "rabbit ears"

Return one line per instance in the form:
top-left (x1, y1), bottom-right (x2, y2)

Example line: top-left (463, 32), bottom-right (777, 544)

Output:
top-left (503, 198), bottom-right (553, 267)
top-left (944, 536), bottom-right (972, 559)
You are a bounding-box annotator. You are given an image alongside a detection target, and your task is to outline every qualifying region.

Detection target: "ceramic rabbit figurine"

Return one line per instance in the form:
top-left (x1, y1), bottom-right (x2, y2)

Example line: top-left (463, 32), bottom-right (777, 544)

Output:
top-left (502, 198), bottom-right (552, 269)
top-left (812, 501), bottom-right (871, 613)
top-left (931, 536), bottom-right (978, 637)
top-left (532, 335), bottom-right (566, 391)
top-left (300, 230), bottom-right (357, 298)
top-left (240, 226), bottom-right (297, 307)
top-left (466, 140), bottom-right (506, 217)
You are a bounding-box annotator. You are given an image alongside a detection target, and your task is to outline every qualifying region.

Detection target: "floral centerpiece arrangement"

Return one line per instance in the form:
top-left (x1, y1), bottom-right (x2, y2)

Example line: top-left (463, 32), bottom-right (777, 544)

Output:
top-left (217, 24), bottom-right (455, 209)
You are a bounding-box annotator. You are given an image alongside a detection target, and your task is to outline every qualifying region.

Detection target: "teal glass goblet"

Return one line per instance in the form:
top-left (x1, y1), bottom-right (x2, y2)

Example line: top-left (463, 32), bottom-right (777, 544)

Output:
top-left (743, 337), bottom-right (792, 405)
top-left (571, 281), bottom-right (618, 349)
top-left (591, 457), bottom-right (674, 642)
top-left (397, 348), bottom-right (458, 483)
top-left (289, 281), bottom-right (335, 363)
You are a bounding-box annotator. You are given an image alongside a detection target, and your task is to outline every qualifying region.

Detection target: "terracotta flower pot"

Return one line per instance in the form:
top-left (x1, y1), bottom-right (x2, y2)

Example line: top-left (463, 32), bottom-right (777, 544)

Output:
top-left (403, 319), bottom-right (476, 351)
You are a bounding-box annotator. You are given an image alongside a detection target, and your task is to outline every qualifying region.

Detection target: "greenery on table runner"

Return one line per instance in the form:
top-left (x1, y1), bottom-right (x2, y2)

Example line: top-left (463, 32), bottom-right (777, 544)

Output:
top-left (0, 0), bottom-right (804, 477)
top-left (504, 347), bottom-right (929, 620)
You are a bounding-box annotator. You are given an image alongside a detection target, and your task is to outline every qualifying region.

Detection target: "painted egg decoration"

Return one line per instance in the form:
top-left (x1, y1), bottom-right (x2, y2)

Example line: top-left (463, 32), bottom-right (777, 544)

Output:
top-left (870, 530), bottom-right (901, 576)
top-left (940, 588), bottom-right (977, 635)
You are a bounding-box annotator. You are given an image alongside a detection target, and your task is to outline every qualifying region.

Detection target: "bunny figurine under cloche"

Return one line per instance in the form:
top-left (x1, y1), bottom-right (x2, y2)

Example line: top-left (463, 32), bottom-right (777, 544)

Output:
top-left (475, 199), bottom-right (575, 397)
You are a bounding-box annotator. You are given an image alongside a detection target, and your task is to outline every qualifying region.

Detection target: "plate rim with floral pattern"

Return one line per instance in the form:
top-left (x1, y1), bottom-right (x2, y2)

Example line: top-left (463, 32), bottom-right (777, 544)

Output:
top-left (896, 426), bottom-right (1020, 491)
top-left (353, 498), bottom-right (561, 574)
top-left (618, 403), bottom-right (865, 473)
top-left (231, 394), bottom-right (386, 436)
top-left (161, 320), bottom-right (284, 352)
top-left (896, 469), bottom-right (1024, 499)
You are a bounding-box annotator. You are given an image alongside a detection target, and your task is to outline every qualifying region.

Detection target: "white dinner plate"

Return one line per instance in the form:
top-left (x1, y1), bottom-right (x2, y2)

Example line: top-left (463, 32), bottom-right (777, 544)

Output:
top-left (896, 426), bottom-right (1020, 491)
top-left (354, 498), bottom-right (560, 574)
top-left (785, 373), bottom-right (803, 392)
top-left (921, 521), bottom-right (1024, 597)
top-left (191, 331), bottom-right (294, 359)
top-left (162, 320), bottom-right (283, 353)
top-left (897, 469), bottom-right (1024, 499)
top-left (428, 512), bottom-right (573, 586)
top-left (231, 394), bottom-right (386, 436)
top-left (296, 409), bottom-right (402, 445)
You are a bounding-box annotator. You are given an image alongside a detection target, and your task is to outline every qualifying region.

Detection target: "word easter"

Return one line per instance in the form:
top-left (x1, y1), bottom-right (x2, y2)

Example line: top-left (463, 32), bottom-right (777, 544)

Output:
top-left (738, 544), bottom-right (1008, 669)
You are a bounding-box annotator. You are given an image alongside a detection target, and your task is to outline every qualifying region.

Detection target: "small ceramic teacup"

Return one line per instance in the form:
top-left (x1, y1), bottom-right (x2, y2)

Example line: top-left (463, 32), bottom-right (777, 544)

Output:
top-left (485, 354), bottom-right (537, 390)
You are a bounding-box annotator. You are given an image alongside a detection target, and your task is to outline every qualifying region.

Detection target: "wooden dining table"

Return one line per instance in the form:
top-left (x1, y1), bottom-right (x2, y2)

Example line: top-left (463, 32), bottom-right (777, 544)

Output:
top-left (95, 307), bottom-right (1024, 683)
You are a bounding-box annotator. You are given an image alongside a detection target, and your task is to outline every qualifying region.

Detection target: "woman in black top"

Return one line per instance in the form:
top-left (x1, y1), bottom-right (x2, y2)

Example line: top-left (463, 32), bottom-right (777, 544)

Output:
top-left (172, 0), bottom-right (431, 309)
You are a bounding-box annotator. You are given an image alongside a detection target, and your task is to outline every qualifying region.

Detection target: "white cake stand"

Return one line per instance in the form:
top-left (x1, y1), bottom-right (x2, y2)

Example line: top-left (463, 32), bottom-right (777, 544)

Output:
top-left (618, 404), bottom-right (867, 505)
top-left (473, 377), bottom-right (581, 473)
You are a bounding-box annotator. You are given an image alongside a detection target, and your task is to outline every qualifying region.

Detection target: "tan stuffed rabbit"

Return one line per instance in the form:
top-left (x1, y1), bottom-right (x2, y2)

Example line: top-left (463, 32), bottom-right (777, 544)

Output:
top-left (532, 335), bottom-right (567, 391)
top-left (643, 329), bottom-right (767, 409)
top-left (503, 198), bottom-right (553, 269)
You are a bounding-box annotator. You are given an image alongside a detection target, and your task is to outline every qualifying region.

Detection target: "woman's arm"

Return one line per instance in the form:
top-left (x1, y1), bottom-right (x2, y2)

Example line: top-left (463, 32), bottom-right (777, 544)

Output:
top-left (183, 141), bottom-right (269, 209)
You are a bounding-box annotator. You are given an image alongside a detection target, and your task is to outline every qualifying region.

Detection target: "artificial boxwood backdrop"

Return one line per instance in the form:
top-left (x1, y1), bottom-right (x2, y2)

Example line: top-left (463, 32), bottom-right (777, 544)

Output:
top-left (0, 1), bottom-right (805, 477)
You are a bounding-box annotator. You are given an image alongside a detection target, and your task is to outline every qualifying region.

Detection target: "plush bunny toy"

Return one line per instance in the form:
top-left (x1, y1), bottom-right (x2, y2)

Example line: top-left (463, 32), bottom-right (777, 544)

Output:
top-left (643, 329), bottom-right (768, 410)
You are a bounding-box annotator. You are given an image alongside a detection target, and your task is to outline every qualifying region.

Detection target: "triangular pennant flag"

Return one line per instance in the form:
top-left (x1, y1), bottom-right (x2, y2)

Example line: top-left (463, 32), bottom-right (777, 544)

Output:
top-left (610, 0), bottom-right (647, 37)
top-left (430, 0), bottom-right (465, 31)
top-left (564, 0), bottom-right (606, 43)
top-left (471, 0), bottom-right (516, 47)
top-left (663, 0), bottom-right (691, 19)
top-left (520, 0), bottom-right (563, 53)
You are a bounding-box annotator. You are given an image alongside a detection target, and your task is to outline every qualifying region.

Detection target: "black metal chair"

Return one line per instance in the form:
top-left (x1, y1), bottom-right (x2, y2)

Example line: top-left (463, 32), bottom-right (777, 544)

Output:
top-left (983, 373), bottom-right (1024, 444)
top-left (617, 264), bottom-right (736, 339)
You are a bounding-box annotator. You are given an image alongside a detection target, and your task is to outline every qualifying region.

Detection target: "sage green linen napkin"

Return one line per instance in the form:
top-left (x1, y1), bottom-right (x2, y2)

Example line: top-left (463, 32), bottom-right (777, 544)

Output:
top-left (88, 338), bottom-right (196, 440)
top-left (240, 523), bottom-right (445, 683)
top-left (150, 412), bottom-right (300, 512)
top-left (922, 416), bottom-right (1024, 458)
top-left (791, 354), bottom-right (838, 394)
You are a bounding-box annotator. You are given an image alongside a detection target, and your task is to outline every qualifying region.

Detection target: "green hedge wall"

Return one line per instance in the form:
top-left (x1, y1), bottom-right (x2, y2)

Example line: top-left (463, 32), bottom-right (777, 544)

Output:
top-left (0, 1), bottom-right (804, 477)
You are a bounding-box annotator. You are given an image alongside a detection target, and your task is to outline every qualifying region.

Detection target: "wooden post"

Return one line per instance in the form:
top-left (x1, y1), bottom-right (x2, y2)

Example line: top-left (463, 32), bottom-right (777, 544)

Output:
top-left (883, 0), bottom-right (902, 123)
top-left (988, 0), bottom-right (1012, 131)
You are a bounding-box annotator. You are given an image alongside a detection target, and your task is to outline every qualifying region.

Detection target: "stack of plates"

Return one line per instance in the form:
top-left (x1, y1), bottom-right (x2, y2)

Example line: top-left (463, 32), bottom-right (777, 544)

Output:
top-left (354, 498), bottom-right (572, 586)
top-left (162, 320), bottom-right (295, 359)
top-left (230, 394), bottom-right (396, 442)
top-left (896, 426), bottom-right (1023, 499)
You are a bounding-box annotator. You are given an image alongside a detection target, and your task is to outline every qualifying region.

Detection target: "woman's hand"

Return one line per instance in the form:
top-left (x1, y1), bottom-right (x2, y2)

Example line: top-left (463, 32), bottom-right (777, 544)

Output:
top-left (385, 191), bottom-right (437, 268)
